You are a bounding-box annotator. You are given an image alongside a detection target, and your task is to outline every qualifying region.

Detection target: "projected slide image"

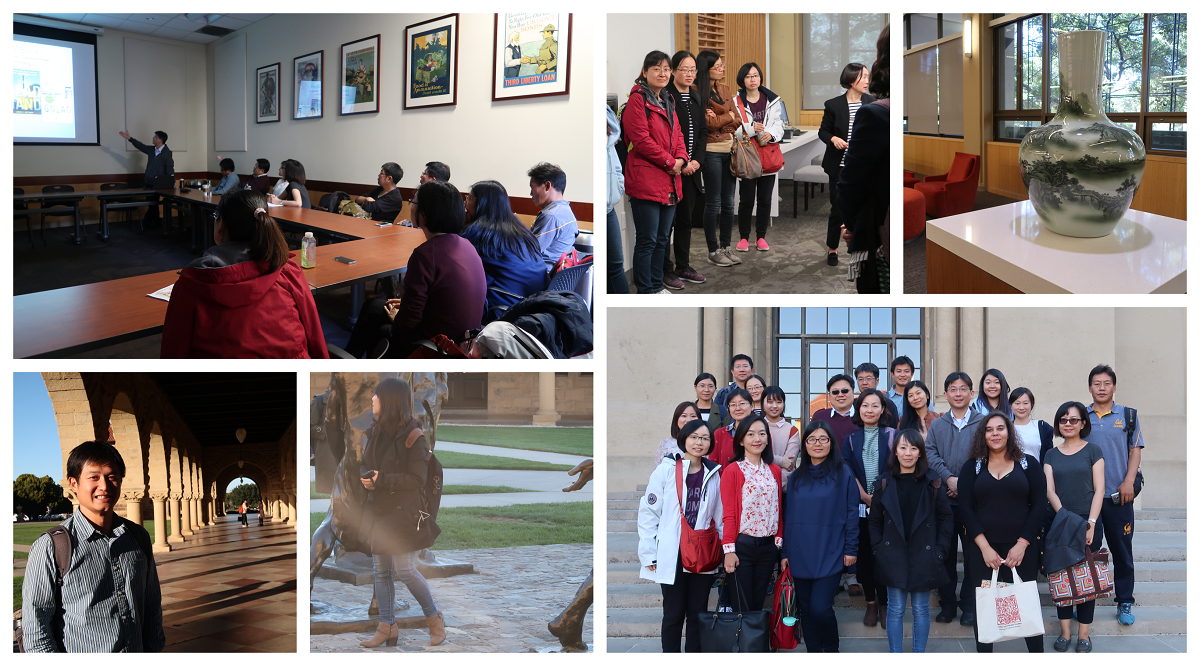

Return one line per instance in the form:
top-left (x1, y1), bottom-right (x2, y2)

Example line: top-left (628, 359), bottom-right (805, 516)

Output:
top-left (13, 40), bottom-right (76, 138)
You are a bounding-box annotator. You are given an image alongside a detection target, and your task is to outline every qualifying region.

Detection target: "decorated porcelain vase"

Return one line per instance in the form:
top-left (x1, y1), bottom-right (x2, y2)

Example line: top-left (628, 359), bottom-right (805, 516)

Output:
top-left (1018, 30), bottom-right (1146, 238)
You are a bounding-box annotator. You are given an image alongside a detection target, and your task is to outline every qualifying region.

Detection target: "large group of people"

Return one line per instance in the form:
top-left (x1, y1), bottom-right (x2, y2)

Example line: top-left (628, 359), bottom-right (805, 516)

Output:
top-left (154, 152), bottom-right (580, 358)
top-left (638, 355), bottom-right (1144, 652)
top-left (609, 24), bottom-right (890, 294)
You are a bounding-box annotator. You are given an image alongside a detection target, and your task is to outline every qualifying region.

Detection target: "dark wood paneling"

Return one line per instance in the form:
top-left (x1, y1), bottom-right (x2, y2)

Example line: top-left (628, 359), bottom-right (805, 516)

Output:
top-left (925, 240), bottom-right (1023, 294)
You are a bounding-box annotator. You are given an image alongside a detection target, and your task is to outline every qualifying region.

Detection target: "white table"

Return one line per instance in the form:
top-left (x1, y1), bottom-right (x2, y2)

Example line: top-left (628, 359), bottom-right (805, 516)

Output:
top-left (926, 201), bottom-right (1187, 293)
top-left (734, 125), bottom-right (823, 218)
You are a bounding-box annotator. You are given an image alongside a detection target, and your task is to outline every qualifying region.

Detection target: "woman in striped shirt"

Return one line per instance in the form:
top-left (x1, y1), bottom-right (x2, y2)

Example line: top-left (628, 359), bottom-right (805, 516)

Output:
top-left (818, 63), bottom-right (876, 266)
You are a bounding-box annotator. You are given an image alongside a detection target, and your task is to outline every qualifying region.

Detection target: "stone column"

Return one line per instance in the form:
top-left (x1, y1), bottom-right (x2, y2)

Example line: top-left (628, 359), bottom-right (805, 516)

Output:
top-left (731, 307), bottom-right (754, 359)
top-left (960, 308), bottom-right (986, 385)
top-left (168, 498), bottom-right (183, 543)
top-left (287, 493), bottom-right (297, 528)
top-left (532, 372), bottom-right (559, 424)
top-left (273, 497), bottom-right (283, 521)
top-left (209, 498), bottom-right (218, 525)
top-left (702, 308), bottom-right (730, 375)
top-left (180, 494), bottom-right (194, 536)
top-left (150, 494), bottom-right (170, 553)
top-left (122, 491), bottom-right (143, 526)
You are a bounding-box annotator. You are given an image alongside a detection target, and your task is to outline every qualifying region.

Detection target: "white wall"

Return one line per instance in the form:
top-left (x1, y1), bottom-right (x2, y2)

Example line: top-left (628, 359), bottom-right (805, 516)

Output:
top-left (13, 28), bottom-right (209, 177)
top-left (204, 13), bottom-right (593, 202)
top-left (607, 14), bottom-right (674, 272)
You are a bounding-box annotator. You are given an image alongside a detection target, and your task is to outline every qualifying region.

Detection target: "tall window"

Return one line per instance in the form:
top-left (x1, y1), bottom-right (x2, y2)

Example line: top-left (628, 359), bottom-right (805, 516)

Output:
top-left (803, 14), bottom-right (888, 108)
top-left (902, 14), bottom-right (965, 136)
top-left (992, 13), bottom-right (1187, 155)
top-left (776, 308), bottom-right (923, 424)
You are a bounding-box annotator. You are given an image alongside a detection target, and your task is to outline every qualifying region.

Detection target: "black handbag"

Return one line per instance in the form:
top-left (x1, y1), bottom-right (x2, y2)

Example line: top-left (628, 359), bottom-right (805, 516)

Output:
top-left (699, 569), bottom-right (771, 652)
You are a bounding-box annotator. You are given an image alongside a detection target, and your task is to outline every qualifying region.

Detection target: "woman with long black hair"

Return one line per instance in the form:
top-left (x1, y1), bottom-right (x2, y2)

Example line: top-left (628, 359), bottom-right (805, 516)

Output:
top-left (461, 179), bottom-right (547, 319)
top-left (958, 411), bottom-right (1047, 653)
top-left (638, 419), bottom-right (723, 652)
top-left (782, 420), bottom-right (859, 653)
top-left (695, 49), bottom-right (740, 267)
top-left (973, 369), bottom-right (1014, 418)
top-left (719, 414), bottom-right (782, 615)
top-left (358, 378), bottom-right (444, 648)
top-left (1009, 387), bottom-right (1054, 462)
top-left (654, 401), bottom-right (701, 465)
top-left (898, 380), bottom-right (941, 436)
top-left (660, 50), bottom-right (708, 289)
top-left (624, 50), bottom-right (687, 294)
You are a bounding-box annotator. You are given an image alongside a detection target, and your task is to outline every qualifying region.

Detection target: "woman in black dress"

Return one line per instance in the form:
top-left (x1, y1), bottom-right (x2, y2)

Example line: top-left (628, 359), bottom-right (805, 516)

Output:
top-left (358, 378), bottom-right (444, 647)
top-left (958, 411), bottom-right (1047, 653)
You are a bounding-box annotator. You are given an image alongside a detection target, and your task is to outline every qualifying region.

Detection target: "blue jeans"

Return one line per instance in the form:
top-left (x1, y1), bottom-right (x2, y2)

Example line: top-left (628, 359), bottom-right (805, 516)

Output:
top-left (629, 197), bottom-right (675, 293)
top-left (372, 551), bottom-right (438, 622)
top-left (702, 151), bottom-right (736, 250)
top-left (886, 588), bottom-right (931, 652)
top-left (606, 207), bottom-right (629, 294)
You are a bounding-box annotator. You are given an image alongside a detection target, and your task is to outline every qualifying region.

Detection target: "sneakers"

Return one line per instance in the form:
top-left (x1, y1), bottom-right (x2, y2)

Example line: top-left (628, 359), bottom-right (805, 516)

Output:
top-left (1117, 603), bottom-right (1135, 625)
top-left (675, 267), bottom-right (707, 283)
top-left (756, 238), bottom-right (769, 251)
top-left (663, 274), bottom-right (685, 290)
top-left (722, 247), bottom-right (742, 264)
top-left (736, 238), bottom-right (750, 252)
top-left (708, 250), bottom-right (734, 267)
top-left (656, 288), bottom-right (672, 294)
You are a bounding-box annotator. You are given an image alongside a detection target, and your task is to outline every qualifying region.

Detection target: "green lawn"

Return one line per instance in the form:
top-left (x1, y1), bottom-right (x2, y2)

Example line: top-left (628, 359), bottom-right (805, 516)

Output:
top-left (14, 520), bottom-right (171, 545)
top-left (310, 501), bottom-right (591, 550)
top-left (437, 425), bottom-right (592, 457)
top-left (14, 550), bottom-right (28, 559)
top-left (442, 485), bottom-right (535, 495)
top-left (434, 450), bottom-right (572, 472)
top-left (311, 481), bottom-right (330, 500)
top-left (15, 576), bottom-right (23, 611)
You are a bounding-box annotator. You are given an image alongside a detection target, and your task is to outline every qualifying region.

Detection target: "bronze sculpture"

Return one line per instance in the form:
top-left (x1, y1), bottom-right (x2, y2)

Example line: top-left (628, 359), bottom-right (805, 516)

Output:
top-left (547, 459), bottom-right (594, 652)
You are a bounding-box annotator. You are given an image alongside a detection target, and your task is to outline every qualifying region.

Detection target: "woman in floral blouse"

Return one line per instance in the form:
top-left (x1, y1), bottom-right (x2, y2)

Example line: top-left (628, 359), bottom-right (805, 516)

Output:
top-left (719, 413), bottom-right (783, 613)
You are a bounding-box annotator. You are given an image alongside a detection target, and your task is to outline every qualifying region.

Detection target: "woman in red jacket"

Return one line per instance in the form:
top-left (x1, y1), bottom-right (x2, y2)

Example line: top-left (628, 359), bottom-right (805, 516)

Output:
top-left (709, 388), bottom-right (753, 468)
top-left (161, 189), bottom-right (329, 358)
top-left (623, 50), bottom-right (687, 294)
top-left (720, 413), bottom-right (784, 613)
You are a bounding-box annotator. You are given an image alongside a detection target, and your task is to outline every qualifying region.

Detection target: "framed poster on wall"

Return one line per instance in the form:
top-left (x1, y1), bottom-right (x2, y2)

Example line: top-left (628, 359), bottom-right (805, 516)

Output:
top-left (492, 13), bottom-right (571, 101)
top-left (340, 34), bottom-right (380, 115)
top-left (404, 13), bottom-right (459, 109)
top-left (256, 62), bottom-right (280, 123)
top-left (293, 50), bottom-right (323, 119)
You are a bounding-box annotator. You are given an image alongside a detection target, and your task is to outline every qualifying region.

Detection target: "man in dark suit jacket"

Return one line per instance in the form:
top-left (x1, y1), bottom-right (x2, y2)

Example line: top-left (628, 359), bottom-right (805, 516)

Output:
top-left (119, 129), bottom-right (174, 229)
top-left (818, 65), bottom-right (875, 265)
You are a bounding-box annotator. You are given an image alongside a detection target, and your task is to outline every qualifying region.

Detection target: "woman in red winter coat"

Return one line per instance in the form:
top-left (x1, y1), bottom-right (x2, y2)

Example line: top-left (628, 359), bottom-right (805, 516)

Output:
top-left (161, 189), bottom-right (329, 358)
top-left (623, 50), bottom-right (687, 294)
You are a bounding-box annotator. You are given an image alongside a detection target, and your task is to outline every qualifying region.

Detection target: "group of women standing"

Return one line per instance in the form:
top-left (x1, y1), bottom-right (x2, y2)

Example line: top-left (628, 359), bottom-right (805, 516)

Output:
top-left (640, 375), bottom-right (1109, 653)
top-left (619, 48), bottom-right (783, 293)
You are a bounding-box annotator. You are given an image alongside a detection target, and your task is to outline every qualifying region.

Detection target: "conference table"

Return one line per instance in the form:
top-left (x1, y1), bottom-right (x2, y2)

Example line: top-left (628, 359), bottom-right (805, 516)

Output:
top-left (15, 189), bottom-right (157, 244)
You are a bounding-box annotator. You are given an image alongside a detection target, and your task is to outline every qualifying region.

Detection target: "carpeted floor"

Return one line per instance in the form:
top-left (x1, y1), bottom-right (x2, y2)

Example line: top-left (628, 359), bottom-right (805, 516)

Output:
top-left (628, 180), bottom-right (857, 294)
top-left (902, 185), bottom-right (1021, 294)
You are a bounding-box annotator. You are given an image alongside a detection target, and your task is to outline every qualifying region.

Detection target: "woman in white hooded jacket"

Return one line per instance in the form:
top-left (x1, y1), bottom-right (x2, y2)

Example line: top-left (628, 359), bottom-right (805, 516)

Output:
top-left (638, 419), bottom-right (724, 652)
top-left (732, 62), bottom-right (785, 253)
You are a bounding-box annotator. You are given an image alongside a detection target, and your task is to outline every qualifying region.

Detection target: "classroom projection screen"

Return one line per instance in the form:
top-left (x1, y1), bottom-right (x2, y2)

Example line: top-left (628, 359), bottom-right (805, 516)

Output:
top-left (13, 23), bottom-right (100, 146)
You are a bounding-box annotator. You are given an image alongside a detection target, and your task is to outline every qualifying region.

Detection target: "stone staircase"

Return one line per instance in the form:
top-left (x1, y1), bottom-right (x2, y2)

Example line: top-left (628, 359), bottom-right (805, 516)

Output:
top-left (607, 487), bottom-right (1187, 652)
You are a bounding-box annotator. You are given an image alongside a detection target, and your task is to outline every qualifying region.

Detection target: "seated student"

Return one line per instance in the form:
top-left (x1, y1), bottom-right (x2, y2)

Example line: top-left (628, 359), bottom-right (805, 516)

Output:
top-left (343, 180), bottom-right (486, 358)
top-left (245, 158), bottom-right (272, 193)
top-left (269, 160), bottom-right (311, 208)
top-left (355, 162), bottom-right (405, 223)
top-left (161, 190), bottom-right (329, 358)
top-left (271, 160), bottom-right (292, 198)
top-left (212, 157), bottom-right (240, 195)
top-left (461, 180), bottom-right (548, 318)
top-left (422, 161), bottom-right (451, 183)
top-left (528, 162), bottom-right (579, 269)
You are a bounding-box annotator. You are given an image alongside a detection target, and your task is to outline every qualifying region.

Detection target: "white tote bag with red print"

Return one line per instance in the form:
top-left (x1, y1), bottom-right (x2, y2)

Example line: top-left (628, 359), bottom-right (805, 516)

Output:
top-left (976, 565), bottom-right (1045, 643)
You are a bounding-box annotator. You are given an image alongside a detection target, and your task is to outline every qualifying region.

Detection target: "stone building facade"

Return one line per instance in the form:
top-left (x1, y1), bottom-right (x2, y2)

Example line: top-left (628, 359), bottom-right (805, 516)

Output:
top-left (40, 372), bottom-right (298, 552)
top-left (608, 307), bottom-right (1186, 511)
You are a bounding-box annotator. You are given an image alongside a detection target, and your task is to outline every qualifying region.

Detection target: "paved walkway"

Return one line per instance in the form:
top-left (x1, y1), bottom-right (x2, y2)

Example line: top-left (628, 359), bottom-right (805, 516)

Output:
top-left (310, 543), bottom-right (592, 652)
top-left (156, 514), bottom-right (297, 652)
top-left (436, 441), bottom-right (589, 465)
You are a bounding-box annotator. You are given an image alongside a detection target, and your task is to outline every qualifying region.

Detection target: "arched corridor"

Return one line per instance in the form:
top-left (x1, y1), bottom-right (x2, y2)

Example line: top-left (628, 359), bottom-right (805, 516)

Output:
top-left (39, 372), bottom-right (297, 652)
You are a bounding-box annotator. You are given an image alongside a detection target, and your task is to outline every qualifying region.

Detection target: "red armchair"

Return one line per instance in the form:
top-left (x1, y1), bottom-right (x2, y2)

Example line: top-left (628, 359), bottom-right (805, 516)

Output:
top-left (903, 187), bottom-right (926, 242)
top-left (914, 152), bottom-right (980, 218)
top-left (903, 171), bottom-right (919, 188)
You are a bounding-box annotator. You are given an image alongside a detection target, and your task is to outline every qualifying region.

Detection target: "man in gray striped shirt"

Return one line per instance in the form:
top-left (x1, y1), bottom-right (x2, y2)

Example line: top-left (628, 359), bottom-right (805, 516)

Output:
top-left (22, 441), bottom-right (164, 652)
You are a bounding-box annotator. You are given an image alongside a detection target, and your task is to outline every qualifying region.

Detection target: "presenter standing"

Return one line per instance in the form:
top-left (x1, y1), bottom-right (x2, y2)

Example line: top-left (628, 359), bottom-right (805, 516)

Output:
top-left (119, 129), bottom-right (174, 230)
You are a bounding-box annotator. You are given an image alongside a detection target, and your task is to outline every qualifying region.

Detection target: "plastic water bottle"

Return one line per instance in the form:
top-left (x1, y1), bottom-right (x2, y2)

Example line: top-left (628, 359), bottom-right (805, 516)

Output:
top-left (301, 232), bottom-right (316, 268)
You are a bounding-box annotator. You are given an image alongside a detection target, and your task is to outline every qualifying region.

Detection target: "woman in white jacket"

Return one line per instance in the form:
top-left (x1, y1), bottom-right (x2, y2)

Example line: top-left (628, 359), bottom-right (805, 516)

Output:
top-left (733, 62), bottom-right (785, 253)
top-left (638, 418), bottom-right (724, 652)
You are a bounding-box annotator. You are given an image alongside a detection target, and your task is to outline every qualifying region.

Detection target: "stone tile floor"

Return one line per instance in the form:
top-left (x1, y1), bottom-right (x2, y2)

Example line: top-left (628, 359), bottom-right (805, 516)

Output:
top-left (310, 543), bottom-right (593, 652)
top-left (157, 514), bottom-right (297, 652)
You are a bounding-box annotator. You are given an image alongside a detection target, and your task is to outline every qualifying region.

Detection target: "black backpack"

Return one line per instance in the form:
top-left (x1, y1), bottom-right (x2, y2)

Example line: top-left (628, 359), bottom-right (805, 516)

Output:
top-left (1124, 407), bottom-right (1144, 497)
top-left (15, 516), bottom-right (154, 653)
top-left (616, 88), bottom-right (661, 172)
top-left (402, 428), bottom-right (443, 537)
top-left (318, 190), bottom-right (351, 213)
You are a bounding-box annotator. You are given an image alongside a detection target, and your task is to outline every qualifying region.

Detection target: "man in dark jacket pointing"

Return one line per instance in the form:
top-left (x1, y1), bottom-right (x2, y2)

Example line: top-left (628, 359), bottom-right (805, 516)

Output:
top-left (119, 129), bottom-right (174, 229)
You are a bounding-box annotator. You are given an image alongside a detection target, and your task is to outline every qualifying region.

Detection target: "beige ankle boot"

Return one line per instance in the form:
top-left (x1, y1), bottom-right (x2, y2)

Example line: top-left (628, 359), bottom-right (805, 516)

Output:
top-left (426, 611), bottom-right (446, 646)
top-left (360, 621), bottom-right (399, 648)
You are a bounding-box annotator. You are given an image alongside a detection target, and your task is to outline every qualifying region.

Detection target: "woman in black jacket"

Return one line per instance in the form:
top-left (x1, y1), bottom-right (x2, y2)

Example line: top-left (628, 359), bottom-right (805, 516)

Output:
top-left (958, 411), bottom-right (1047, 653)
top-left (662, 50), bottom-right (709, 289)
top-left (869, 429), bottom-right (952, 652)
top-left (818, 63), bottom-right (875, 266)
top-left (838, 24), bottom-right (890, 293)
top-left (359, 378), bottom-right (444, 648)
